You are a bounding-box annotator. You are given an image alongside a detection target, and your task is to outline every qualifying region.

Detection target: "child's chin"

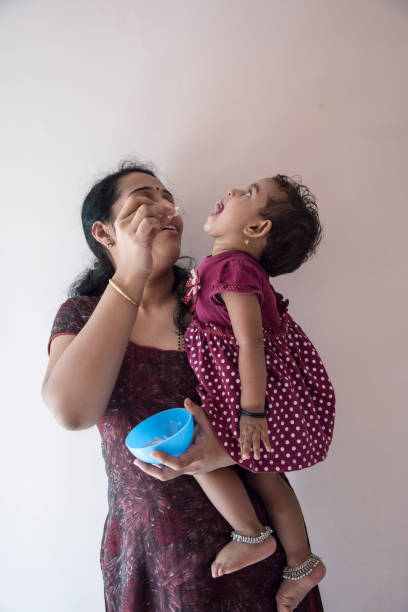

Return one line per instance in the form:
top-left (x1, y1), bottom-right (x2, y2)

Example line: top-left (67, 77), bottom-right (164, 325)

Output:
top-left (204, 215), bottom-right (219, 236)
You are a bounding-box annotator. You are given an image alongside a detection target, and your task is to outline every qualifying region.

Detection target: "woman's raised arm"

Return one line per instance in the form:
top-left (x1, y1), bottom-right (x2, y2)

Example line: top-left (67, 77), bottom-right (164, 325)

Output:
top-left (42, 196), bottom-right (174, 430)
top-left (42, 280), bottom-right (144, 430)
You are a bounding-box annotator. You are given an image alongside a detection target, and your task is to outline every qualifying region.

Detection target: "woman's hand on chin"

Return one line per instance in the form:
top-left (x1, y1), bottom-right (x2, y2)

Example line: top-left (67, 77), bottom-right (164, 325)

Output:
top-left (133, 398), bottom-right (235, 481)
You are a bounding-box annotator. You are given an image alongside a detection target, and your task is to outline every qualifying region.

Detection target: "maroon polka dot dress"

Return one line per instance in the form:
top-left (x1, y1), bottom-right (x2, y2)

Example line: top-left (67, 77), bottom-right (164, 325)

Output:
top-left (184, 252), bottom-right (336, 474)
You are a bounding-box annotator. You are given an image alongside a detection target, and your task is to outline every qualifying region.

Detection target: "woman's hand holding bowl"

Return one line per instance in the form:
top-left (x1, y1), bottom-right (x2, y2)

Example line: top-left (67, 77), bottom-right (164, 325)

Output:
top-left (133, 399), bottom-right (235, 480)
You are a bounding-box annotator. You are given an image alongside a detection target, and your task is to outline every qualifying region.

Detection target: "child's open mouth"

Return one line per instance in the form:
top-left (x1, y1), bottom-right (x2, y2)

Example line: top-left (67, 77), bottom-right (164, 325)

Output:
top-left (214, 201), bottom-right (224, 215)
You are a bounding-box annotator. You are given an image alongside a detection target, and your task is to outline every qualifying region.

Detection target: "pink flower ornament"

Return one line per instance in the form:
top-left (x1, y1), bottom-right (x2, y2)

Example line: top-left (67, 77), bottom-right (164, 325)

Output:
top-left (182, 268), bottom-right (201, 311)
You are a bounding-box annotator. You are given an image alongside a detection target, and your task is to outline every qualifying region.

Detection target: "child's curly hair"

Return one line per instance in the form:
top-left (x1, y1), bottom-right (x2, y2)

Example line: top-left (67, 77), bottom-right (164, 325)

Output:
top-left (259, 175), bottom-right (323, 277)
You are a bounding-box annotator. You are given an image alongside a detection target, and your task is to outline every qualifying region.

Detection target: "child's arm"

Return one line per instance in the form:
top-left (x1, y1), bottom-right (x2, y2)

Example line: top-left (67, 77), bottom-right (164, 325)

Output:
top-left (220, 292), bottom-right (272, 461)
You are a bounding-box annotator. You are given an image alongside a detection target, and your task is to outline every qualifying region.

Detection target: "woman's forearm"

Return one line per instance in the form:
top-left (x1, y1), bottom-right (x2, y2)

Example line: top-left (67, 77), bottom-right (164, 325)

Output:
top-left (42, 272), bottom-right (147, 430)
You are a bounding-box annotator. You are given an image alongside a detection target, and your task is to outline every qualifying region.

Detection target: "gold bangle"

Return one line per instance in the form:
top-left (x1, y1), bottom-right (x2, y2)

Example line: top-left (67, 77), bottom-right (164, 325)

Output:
top-left (108, 279), bottom-right (140, 307)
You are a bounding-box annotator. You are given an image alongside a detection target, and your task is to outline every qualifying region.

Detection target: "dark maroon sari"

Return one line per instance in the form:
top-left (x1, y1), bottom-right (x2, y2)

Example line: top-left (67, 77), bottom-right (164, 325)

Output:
top-left (49, 296), bottom-right (324, 612)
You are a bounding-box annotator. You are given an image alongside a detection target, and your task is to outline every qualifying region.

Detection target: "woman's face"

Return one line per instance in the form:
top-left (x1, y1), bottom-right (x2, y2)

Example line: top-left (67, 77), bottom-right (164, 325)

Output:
top-left (110, 172), bottom-right (183, 272)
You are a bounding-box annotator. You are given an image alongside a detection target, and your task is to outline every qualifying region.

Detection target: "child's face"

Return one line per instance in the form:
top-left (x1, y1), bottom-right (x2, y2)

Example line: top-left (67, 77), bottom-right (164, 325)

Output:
top-left (204, 178), bottom-right (279, 242)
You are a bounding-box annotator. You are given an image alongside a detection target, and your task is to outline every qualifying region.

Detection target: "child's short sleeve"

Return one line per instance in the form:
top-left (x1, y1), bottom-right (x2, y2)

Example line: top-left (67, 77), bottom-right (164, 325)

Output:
top-left (208, 255), bottom-right (265, 305)
top-left (47, 298), bottom-right (88, 355)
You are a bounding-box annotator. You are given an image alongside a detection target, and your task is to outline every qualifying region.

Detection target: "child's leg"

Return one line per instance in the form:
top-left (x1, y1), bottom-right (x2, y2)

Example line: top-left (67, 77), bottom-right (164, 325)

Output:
top-left (245, 472), bottom-right (310, 565)
top-left (244, 472), bottom-right (326, 612)
top-left (194, 467), bottom-right (277, 578)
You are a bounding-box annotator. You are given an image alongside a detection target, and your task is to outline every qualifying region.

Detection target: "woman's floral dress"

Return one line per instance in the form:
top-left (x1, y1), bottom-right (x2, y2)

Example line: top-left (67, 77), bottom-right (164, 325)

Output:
top-left (48, 294), bottom-right (324, 612)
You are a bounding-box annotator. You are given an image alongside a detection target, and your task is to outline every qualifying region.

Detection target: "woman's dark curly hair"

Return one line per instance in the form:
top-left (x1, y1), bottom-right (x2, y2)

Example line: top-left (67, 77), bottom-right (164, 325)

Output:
top-left (69, 160), bottom-right (192, 333)
top-left (259, 174), bottom-right (323, 277)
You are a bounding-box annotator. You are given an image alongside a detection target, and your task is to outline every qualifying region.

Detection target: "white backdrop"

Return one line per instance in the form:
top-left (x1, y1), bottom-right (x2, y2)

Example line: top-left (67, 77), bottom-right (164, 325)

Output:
top-left (1, 1), bottom-right (407, 610)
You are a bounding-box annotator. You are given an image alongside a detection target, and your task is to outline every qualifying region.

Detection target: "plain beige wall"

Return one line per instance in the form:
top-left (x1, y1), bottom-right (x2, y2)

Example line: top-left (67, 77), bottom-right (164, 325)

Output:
top-left (1, 1), bottom-right (407, 610)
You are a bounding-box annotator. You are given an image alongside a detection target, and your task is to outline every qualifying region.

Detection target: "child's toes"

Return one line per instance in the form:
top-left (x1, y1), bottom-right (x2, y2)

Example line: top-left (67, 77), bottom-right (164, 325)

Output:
top-left (211, 561), bottom-right (221, 578)
top-left (276, 602), bottom-right (292, 612)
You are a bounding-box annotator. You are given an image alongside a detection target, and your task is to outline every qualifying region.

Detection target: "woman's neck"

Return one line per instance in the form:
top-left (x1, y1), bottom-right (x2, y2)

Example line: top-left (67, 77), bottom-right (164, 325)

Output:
top-left (141, 269), bottom-right (175, 311)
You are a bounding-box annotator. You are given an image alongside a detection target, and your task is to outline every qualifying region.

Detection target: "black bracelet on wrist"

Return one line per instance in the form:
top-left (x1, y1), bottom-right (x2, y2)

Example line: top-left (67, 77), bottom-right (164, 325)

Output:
top-left (239, 409), bottom-right (267, 418)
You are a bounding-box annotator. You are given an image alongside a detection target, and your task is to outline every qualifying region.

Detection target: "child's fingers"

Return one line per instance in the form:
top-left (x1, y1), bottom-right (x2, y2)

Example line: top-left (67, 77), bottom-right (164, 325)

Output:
top-left (252, 431), bottom-right (261, 460)
top-left (240, 432), bottom-right (252, 460)
top-left (261, 430), bottom-right (272, 452)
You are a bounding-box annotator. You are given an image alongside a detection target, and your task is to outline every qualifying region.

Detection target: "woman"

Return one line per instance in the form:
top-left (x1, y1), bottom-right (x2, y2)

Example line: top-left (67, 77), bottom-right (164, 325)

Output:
top-left (42, 161), bottom-right (324, 612)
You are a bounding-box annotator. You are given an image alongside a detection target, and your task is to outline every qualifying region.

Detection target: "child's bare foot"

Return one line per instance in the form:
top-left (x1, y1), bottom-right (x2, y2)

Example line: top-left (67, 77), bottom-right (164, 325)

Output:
top-left (211, 534), bottom-right (277, 578)
top-left (276, 559), bottom-right (326, 612)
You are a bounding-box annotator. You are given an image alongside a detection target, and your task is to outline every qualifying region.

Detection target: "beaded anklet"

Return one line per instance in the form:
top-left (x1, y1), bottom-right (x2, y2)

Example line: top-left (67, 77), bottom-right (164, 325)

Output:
top-left (282, 553), bottom-right (321, 580)
top-left (231, 525), bottom-right (273, 544)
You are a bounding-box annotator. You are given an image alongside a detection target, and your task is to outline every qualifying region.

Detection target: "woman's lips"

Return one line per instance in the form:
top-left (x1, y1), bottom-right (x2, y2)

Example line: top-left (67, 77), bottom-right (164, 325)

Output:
top-left (161, 224), bottom-right (179, 233)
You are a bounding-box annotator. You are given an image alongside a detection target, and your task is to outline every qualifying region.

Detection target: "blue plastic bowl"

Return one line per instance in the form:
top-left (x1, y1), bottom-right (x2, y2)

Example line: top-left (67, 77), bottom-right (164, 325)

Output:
top-left (125, 408), bottom-right (194, 465)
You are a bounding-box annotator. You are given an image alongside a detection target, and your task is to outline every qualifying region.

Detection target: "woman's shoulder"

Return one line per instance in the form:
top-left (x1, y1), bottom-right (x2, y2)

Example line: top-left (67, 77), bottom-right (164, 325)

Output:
top-left (50, 294), bottom-right (101, 332)
top-left (57, 294), bottom-right (101, 317)
top-left (66, 294), bottom-right (101, 309)
top-left (47, 295), bottom-right (101, 354)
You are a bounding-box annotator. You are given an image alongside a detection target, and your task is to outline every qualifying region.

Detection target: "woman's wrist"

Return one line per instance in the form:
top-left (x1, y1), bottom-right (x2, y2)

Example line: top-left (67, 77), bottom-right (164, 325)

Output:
top-left (203, 430), bottom-right (236, 469)
top-left (111, 269), bottom-right (149, 303)
top-left (215, 451), bottom-right (236, 469)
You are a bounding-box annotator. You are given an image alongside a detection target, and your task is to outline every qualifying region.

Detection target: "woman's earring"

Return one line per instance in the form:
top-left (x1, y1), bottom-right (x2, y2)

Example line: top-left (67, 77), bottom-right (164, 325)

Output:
top-left (107, 240), bottom-right (114, 248)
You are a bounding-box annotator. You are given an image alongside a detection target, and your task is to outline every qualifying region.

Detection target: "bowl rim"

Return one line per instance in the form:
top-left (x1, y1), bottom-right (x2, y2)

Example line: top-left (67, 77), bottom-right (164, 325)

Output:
top-left (126, 407), bottom-right (193, 451)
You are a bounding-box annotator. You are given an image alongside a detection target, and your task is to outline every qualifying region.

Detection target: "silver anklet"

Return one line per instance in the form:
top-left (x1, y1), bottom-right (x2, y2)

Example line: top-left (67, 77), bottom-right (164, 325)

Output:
top-left (282, 553), bottom-right (321, 580)
top-left (231, 525), bottom-right (273, 544)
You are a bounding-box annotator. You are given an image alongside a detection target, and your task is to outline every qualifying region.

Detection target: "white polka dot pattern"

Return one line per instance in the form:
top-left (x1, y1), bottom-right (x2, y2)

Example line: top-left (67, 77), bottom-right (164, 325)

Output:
top-left (184, 314), bottom-right (335, 474)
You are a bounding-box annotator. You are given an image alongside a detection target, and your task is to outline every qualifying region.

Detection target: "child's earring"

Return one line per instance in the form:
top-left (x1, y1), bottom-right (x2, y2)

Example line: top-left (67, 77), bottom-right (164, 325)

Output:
top-left (244, 238), bottom-right (250, 246)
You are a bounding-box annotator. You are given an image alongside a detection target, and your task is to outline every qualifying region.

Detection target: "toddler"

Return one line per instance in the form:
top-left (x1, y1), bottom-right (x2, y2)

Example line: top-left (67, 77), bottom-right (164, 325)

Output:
top-left (182, 175), bottom-right (335, 611)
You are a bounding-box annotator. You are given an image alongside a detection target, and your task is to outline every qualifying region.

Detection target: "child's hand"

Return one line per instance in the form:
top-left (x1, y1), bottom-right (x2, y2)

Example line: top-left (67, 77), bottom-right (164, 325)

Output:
top-left (239, 415), bottom-right (272, 460)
